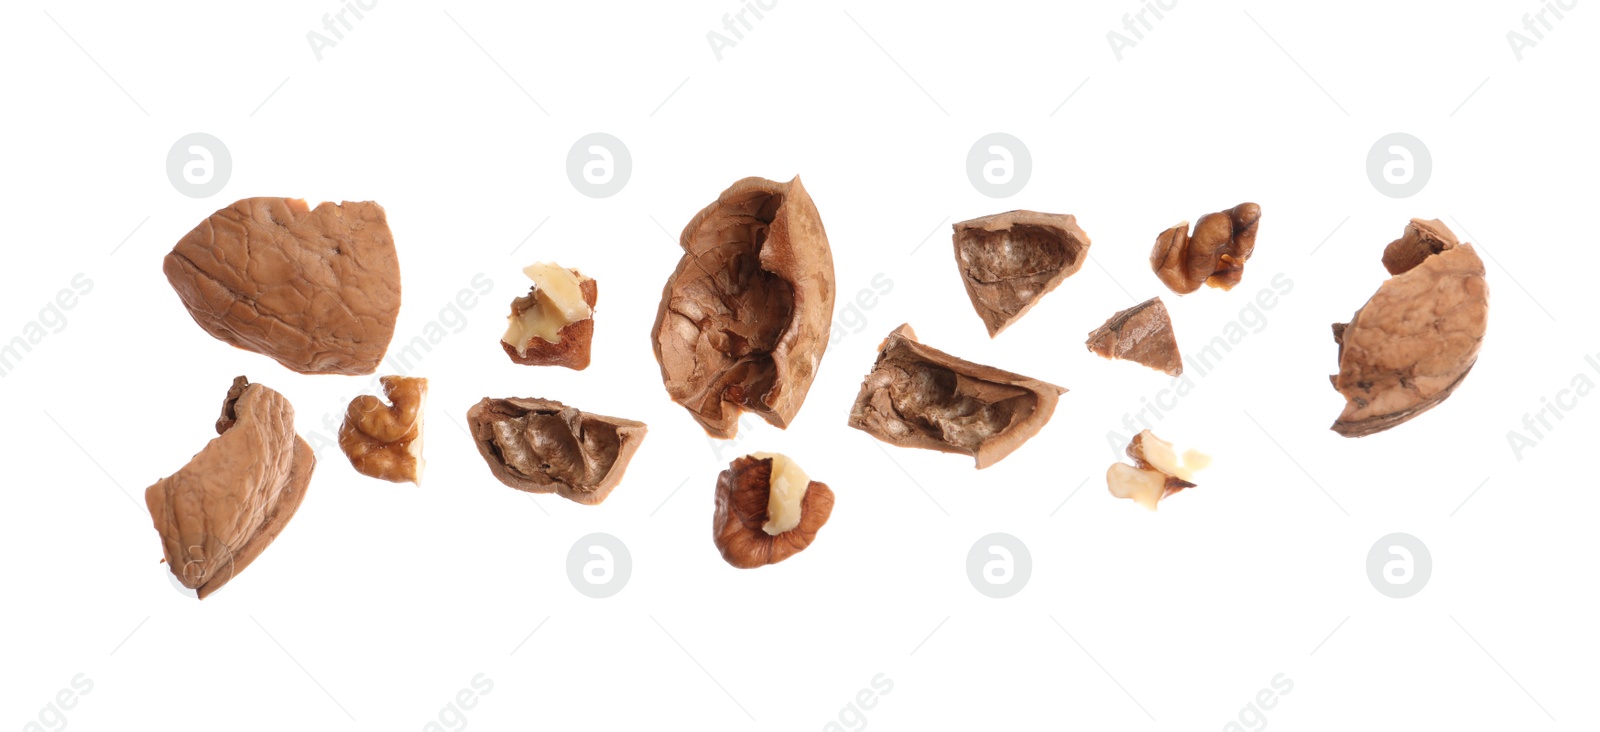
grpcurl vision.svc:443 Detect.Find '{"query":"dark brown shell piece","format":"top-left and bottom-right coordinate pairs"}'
top-left (1086, 296), bottom-right (1182, 376)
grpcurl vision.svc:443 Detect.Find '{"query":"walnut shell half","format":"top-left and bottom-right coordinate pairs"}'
top-left (952, 210), bottom-right (1091, 337)
top-left (465, 397), bottom-right (647, 505)
top-left (338, 375), bottom-right (426, 484)
top-left (145, 376), bottom-right (315, 599)
top-left (847, 324), bottom-right (1066, 468)
top-left (1331, 219), bottom-right (1489, 437)
top-left (1150, 203), bottom-right (1261, 294)
top-left (164, 197), bottom-right (402, 375)
top-left (652, 176), bottom-right (836, 439)
top-left (712, 455), bottom-right (834, 569)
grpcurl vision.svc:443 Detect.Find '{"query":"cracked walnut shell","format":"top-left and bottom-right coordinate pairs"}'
top-left (164, 197), bottom-right (402, 375)
top-left (338, 375), bottom-right (426, 485)
top-left (145, 376), bottom-right (315, 599)
top-left (847, 324), bottom-right (1065, 468)
top-left (1150, 203), bottom-right (1261, 294)
top-left (466, 397), bottom-right (647, 505)
top-left (1331, 219), bottom-right (1488, 437)
top-left (1086, 296), bottom-right (1182, 376)
top-left (952, 210), bottom-right (1091, 337)
top-left (652, 176), bottom-right (835, 439)
top-left (712, 454), bottom-right (834, 569)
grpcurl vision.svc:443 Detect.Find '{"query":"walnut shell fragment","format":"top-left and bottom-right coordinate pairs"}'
top-left (1150, 203), bottom-right (1261, 294)
top-left (338, 375), bottom-right (426, 485)
top-left (847, 324), bottom-right (1065, 468)
top-left (145, 376), bottom-right (315, 599)
top-left (712, 454), bottom-right (834, 569)
top-left (1086, 296), bottom-right (1182, 376)
top-left (164, 197), bottom-right (402, 375)
top-left (952, 210), bottom-right (1092, 337)
top-left (652, 176), bottom-right (835, 439)
top-left (465, 397), bottom-right (646, 505)
top-left (1331, 219), bottom-right (1489, 437)
top-left (1106, 429), bottom-right (1205, 511)
top-left (501, 265), bottom-right (596, 370)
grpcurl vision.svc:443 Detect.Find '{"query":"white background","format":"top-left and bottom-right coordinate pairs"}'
top-left (1, 1), bottom-right (1596, 730)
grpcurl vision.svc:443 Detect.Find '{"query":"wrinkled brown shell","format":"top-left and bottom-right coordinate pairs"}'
top-left (164, 197), bottom-right (402, 375)
top-left (1150, 203), bottom-right (1261, 294)
top-left (1331, 219), bottom-right (1489, 437)
top-left (952, 210), bottom-right (1092, 337)
top-left (502, 273), bottom-right (597, 370)
top-left (338, 375), bottom-right (426, 484)
top-left (847, 324), bottom-right (1066, 469)
top-left (1086, 296), bottom-right (1182, 376)
top-left (465, 397), bottom-right (647, 505)
top-left (712, 455), bottom-right (835, 569)
top-left (652, 176), bottom-right (835, 439)
top-left (145, 376), bottom-right (315, 599)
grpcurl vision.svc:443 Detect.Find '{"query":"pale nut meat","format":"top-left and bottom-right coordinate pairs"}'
top-left (465, 397), bottom-right (647, 505)
top-left (501, 263), bottom-right (597, 370)
top-left (145, 376), bottom-right (315, 599)
top-left (1331, 218), bottom-right (1489, 437)
top-left (1106, 429), bottom-right (1205, 511)
top-left (1149, 203), bottom-right (1261, 294)
top-left (652, 176), bottom-right (836, 439)
top-left (163, 197), bottom-right (402, 375)
top-left (712, 453), bottom-right (834, 569)
top-left (951, 211), bottom-right (1092, 337)
top-left (338, 375), bottom-right (426, 485)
